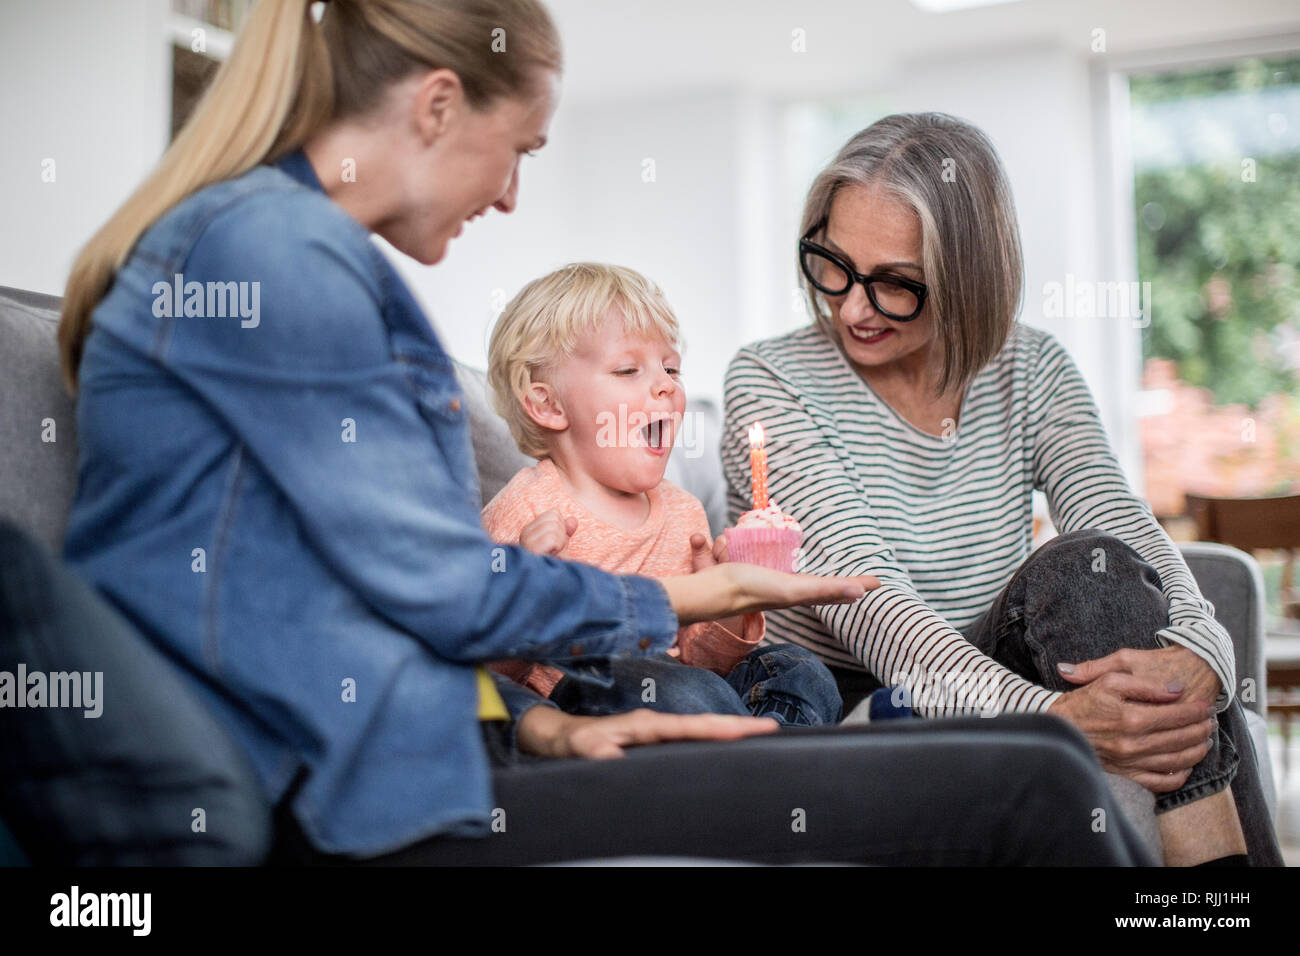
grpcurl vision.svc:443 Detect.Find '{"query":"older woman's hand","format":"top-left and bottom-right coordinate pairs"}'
top-left (516, 706), bottom-right (780, 759)
top-left (1046, 651), bottom-right (1217, 792)
top-left (660, 563), bottom-right (878, 624)
top-left (1057, 644), bottom-right (1222, 709)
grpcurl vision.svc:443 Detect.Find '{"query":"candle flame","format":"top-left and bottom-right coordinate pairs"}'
top-left (748, 421), bottom-right (765, 447)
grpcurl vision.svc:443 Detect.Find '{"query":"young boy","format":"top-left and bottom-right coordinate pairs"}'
top-left (482, 262), bottom-right (842, 726)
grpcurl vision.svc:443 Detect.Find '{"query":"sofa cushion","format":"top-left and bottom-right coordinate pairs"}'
top-left (0, 520), bottom-right (271, 864)
top-left (453, 360), bottom-right (533, 507)
top-left (0, 286), bottom-right (80, 554)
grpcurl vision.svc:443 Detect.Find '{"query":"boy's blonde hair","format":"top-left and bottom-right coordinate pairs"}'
top-left (488, 262), bottom-right (682, 459)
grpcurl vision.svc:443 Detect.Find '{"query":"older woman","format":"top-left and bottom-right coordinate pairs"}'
top-left (722, 112), bottom-right (1281, 866)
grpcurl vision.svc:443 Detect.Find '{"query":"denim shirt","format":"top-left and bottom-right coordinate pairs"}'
top-left (63, 150), bottom-right (678, 857)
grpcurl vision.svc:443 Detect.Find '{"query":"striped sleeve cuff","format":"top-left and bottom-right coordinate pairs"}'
top-left (1155, 620), bottom-right (1236, 711)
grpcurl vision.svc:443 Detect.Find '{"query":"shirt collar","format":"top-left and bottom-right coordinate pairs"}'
top-left (275, 148), bottom-right (325, 194)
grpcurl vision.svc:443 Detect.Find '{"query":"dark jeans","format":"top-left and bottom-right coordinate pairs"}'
top-left (834, 529), bottom-right (1282, 866)
top-left (550, 644), bottom-right (843, 727)
top-left (271, 714), bottom-right (1158, 866)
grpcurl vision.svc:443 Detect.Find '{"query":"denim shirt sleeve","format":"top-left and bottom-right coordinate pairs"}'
top-left (157, 193), bottom-right (678, 664)
top-left (492, 672), bottom-right (555, 718)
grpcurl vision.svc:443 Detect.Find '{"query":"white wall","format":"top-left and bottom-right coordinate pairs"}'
top-left (0, 0), bottom-right (171, 296)
top-left (5, 0), bottom-right (1298, 493)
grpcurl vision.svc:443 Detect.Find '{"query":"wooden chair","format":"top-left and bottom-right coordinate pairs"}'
top-left (1185, 493), bottom-right (1300, 767)
top-left (1184, 494), bottom-right (1300, 617)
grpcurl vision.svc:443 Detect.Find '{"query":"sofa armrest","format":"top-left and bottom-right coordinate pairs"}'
top-left (1177, 541), bottom-right (1267, 717)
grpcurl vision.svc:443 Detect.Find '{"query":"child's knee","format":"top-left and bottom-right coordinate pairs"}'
top-left (643, 663), bottom-right (748, 715)
top-left (759, 646), bottom-right (838, 690)
top-left (732, 645), bottom-right (842, 725)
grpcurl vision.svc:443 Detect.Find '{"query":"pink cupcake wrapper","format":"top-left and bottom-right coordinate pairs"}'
top-left (725, 527), bottom-right (803, 573)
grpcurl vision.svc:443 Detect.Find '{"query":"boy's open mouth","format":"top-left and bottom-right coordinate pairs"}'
top-left (640, 416), bottom-right (673, 454)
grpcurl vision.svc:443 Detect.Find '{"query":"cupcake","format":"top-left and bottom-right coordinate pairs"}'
top-left (724, 502), bottom-right (803, 572)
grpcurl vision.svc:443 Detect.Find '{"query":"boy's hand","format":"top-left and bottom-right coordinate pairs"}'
top-left (688, 532), bottom-right (728, 571)
top-left (519, 510), bottom-right (578, 556)
top-left (688, 532), bottom-right (746, 638)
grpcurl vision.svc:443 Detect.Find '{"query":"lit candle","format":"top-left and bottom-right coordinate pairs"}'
top-left (749, 421), bottom-right (769, 510)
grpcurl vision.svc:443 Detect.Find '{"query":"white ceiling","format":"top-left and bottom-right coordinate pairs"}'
top-left (544, 0), bottom-right (1300, 103)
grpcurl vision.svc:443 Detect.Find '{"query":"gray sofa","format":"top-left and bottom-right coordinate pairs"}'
top-left (0, 284), bottom-right (1277, 859)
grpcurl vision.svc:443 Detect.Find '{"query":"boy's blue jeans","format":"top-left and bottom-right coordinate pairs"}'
top-left (548, 643), bottom-right (842, 726)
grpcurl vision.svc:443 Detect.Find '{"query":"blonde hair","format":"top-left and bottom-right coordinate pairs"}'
top-left (799, 112), bottom-right (1024, 399)
top-left (58, 0), bottom-right (562, 392)
top-left (487, 262), bottom-right (682, 459)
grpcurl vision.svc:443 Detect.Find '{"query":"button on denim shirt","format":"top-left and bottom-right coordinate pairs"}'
top-left (63, 151), bottom-right (678, 857)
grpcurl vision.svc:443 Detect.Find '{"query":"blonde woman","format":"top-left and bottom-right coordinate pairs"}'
top-left (722, 112), bottom-right (1281, 866)
top-left (56, 1), bottom-right (1153, 865)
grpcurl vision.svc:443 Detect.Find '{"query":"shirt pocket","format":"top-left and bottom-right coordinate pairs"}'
top-left (395, 347), bottom-right (481, 509)
top-left (400, 355), bottom-right (464, 423)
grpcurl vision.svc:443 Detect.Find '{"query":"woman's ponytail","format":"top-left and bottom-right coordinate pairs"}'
top-left (58, 0), bottom-right (333, 392)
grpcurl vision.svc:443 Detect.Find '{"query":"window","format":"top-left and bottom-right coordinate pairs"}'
top-left (1127, 53), bottom-right (1300, 626)
top-left (1130, 55), bottom-right (1300, 521)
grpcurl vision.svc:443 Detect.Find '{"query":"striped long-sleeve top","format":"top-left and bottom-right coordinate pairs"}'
top-left (721, 321), bottom-right (1235, 718)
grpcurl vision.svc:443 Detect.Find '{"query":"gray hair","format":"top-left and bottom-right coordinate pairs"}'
top-left (799, 112), bottom-right (1024, 397)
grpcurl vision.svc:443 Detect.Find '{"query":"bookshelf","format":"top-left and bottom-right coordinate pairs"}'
top-left (167, 1), bottom-right (251, 138)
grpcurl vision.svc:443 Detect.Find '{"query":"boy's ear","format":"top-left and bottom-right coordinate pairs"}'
top-left (521, 382), bottom-right (568, 433)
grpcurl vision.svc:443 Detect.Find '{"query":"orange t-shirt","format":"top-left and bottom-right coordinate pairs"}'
top-left (482, 458), bottom-right (765, 697)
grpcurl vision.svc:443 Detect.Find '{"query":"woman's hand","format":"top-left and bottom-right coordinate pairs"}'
top-left (515, 705), bottom-right (779, 759)
top-left (518, 509), bottom-right (578, 556)
top-left (1058, 645), bottom-right (1222, 709)
top-left (660, 561), bottom-right (877, 625)
top-left (1046, 662), bottom-right (1216, 792)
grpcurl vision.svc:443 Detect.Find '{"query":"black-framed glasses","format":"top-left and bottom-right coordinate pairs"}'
top-left (799, 218), bottom-right (929, 321)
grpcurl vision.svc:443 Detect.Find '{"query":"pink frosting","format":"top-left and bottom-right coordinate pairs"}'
top-left (734, 503), bottom-right (802, 533)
